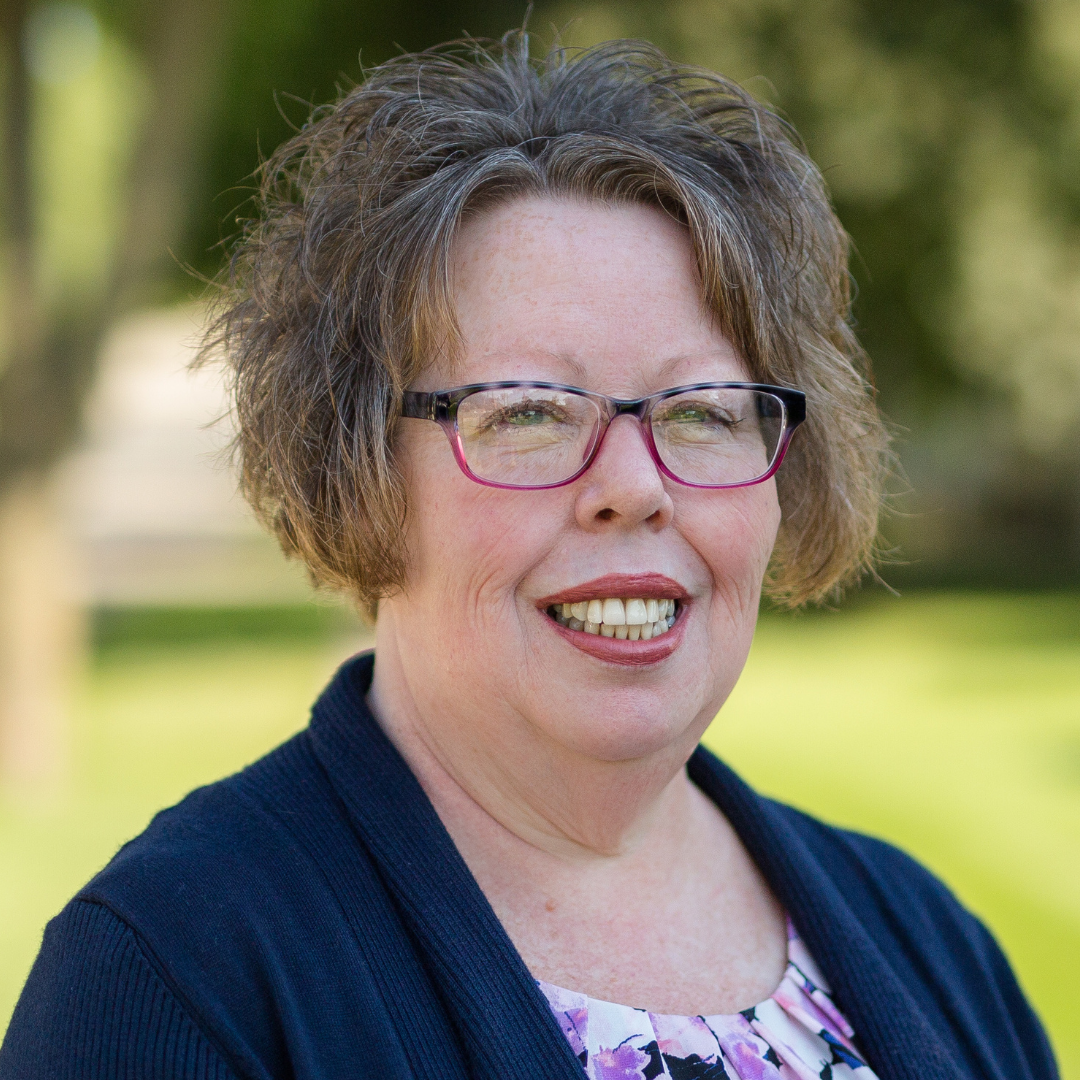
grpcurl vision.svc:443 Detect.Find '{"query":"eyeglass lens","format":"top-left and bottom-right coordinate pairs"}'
top-left (454, 386), bottom-right (786, 488)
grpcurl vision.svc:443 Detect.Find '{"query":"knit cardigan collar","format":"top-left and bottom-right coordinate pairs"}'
top-left (308, 653), bottom-right (971, 1080)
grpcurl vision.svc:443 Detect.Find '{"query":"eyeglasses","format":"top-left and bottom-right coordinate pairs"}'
top-left (401, 380), bottom-right (806, 490)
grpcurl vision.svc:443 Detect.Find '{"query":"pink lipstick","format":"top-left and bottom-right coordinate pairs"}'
top-left (535, 573), bottom-right (689, 608)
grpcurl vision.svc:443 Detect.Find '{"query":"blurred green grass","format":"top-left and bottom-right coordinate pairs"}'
top-left (1, 593), bottom-right (1077, 1076)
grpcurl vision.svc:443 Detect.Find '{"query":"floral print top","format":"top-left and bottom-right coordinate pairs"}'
top-left (538, 918), bottom-right (879, 1080)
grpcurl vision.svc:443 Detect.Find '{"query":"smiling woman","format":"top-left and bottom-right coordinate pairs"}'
top-left (0, 32), bottom-right (1059, 1080)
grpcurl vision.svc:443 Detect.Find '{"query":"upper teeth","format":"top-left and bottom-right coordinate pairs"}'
top-left (552, 597), bottom-right (678, 638)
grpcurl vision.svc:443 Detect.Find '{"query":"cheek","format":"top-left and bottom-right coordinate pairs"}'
top-left (401, 435), bottom-right (560, 620)
top-left (682, 483), bottom-right (781, 608)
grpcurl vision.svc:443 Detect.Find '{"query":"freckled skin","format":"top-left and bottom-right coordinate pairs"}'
top-left (369, 196), bottom-right (787, 1016)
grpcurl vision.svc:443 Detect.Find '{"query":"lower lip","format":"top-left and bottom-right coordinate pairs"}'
top-left (546, 609), bottom-right (687, 666)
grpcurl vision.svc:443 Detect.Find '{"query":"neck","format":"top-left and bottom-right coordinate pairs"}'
top-left (366, 606), bottom-right (705, 866)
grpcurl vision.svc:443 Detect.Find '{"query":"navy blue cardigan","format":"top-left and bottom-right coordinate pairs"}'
top-left (1, 652), bottom-right (1058, 1080)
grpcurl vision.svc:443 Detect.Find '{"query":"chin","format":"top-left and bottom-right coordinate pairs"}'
top-left (541, 700), bottom-right (700, 763)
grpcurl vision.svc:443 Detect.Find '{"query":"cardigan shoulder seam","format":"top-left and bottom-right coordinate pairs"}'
top-left (84, 734), bottom-right (335, 917)
top-left (68, 897), bottom-right (244, 1078)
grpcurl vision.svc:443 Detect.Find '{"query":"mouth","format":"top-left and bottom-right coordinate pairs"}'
top-left (535, 573), bottom-right (688, 665)
top-left (545, 596), bottom-right (680, 640)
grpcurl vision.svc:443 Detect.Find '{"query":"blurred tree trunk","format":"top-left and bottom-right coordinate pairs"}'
top-left (0, 0), bottom-right (71, 798)
top-left (0, 477), bottom-right (84, 798)
top-left (0, 0), bottom-right (225, 797)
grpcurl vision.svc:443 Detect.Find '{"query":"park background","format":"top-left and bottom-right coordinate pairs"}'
top-left (1, 0), bottom-right (1079, 1073)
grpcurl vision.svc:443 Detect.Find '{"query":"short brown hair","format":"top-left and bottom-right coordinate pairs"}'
top-left (203, 33), bottom-right (889, 612)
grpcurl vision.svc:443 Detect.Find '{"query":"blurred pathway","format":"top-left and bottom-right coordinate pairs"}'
top-left (59, 306), bottom-right (315, 605)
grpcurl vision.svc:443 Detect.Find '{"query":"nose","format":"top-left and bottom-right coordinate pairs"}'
top-left (573, 415), bottom-right (674, 531)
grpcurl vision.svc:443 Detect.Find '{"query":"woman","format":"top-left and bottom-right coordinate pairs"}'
top-left (1, 36), bottom-right (1057, 1080)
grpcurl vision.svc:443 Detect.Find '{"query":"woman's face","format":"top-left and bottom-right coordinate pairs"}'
top-left (383, 196), bottom-right (781, 766)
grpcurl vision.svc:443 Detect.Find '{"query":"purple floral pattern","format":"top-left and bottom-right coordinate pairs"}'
top-left (538, 919), bottom-right (878, 1080)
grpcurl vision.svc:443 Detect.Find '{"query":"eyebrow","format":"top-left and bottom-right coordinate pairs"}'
top-left (480, 351), bottom-right (591, 384)
top-left (654, 353), bottom-right (719, 382)
top-left (523, 352), bottom-right (585, 383)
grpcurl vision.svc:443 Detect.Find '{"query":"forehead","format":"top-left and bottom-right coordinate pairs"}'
top-left (441, 195), bottom-right (746, 393)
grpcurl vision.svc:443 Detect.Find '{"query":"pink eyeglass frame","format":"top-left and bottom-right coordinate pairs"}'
top-left (401, 380), bottom-right (807, 491)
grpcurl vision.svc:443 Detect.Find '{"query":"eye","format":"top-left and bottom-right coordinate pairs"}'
top-left (504, 405), bottom-right (558, 425)
top-left (658, 401), bottom-right (740, 428)
top-left (483, 399), bottom-right (572, 430)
